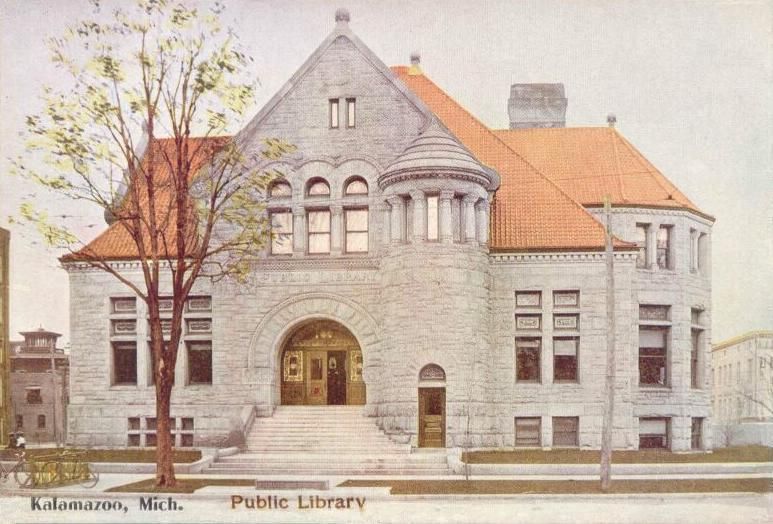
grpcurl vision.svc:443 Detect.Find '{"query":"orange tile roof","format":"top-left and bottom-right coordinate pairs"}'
top-left (494, 127), bottom-right (709, 218)
top-left (392, 66), bottom-right (630, 252)
top-left (61, 136), bottom-right (229, 262)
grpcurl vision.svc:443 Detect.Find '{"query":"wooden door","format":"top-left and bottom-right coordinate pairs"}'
top-left (327, 351), bottom-right (347, 405)
top-left (418, 387), bottom-right (445, 448)
top-left (306, 350), bottom-right (327, 405)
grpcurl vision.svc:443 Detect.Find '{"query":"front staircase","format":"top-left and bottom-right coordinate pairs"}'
top-left (204, 405), bottom-right (449, 476)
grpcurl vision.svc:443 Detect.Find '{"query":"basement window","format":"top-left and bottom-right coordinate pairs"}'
top-left (639, 417), bottom-right (669, 449)
top-left (514, 417), bottom-right (541, 447)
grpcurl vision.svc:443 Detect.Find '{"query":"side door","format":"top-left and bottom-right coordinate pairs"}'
top-left (305, 350), bottom-right (327, 405)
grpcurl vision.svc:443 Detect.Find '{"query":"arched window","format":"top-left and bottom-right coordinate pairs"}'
top-left (307, 179), bottom-right (330, 197)
top-left (269, 181), bottom-right (292, 198)
top-left (344, 178), bottom-right (368, 196)
top-left (419, 364), bottom-right (446, 381)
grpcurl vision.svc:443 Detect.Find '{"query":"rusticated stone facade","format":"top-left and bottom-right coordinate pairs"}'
top-left (64, 10), bottom-right (713, 453)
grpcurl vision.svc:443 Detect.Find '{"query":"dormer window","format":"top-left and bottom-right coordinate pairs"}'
top-left (329, 99), bottom-right (339, 128)
top-left (307, 179), bottom-right (330, 197)
top-left (344, 178), bottom-right (368, 196)
top-left (269, 181), bottom-right (292, 198)
top-left (346, 98), bottom-right (356, 128)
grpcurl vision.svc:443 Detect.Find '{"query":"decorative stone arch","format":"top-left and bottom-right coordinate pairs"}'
top-left (419, 363), bottom-right (446, 383)
top-left (247, 292), bottom-right (381, 407)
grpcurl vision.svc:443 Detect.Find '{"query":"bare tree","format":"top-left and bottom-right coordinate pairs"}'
top-left (10, 0), bottom-right (292, 487)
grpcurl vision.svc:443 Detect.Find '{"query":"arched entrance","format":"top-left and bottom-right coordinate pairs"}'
top-left (418, 364), bottom-right (446, 448)
top-left (280, 320), bottom-right (365, 405)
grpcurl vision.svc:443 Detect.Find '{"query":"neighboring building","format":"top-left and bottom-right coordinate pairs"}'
top-left (711, 331), bottom-right (773, 446)
top-left (62, 10), bottom-right (713, 453)
top-left (10, 328), bottom-right (69, 444)
top-left (0, 227), bottom-right (9, 447)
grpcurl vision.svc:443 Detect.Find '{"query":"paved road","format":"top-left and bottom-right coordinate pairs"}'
top-left (1, 491), bottom-right (771, 524)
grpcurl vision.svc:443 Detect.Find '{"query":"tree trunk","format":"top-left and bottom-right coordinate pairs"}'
top-left (600, 200), bottom-right (616, 492)
top-left (155, 381), bottom-right (176, 487)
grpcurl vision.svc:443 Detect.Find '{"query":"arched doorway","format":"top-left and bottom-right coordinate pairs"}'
top-left (280, 320), bottom-right (365, 405)
top-left (418, 364), bottom-right (446, 448)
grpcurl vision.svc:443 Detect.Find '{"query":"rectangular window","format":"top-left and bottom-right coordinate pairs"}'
top-left (639, 327), bottom-right (668, 386)
top-left (514, 417), bottom-right (541, 447)
top-left (639, 417), bottom-right (669, 449)
top-left (329, 99), bottom-right (339, 128)
top-left (515, 291), bottom-right (541, 308)
top-left (113, 341), bottom-right (138, 385)
top-left (345, 209), bottom-right (369, 253)
top-left (145, 433), bottom-right (157, 447)
top-left (346, 98), bottom-right (356, 127)
top-left (553, 337), bottom-right (578, 381)
top-left (187, 341), bottom-right (212, 385)
top-left (657, 225), bottom-right (672, 269)
top-left (691, 328), bottom-right (702, 389)
top-left (697, 233), bottom-right (708, 273)
top-left (37, 414), bottom-right (46, 429)
top-left (127, 434), bottom-right (140, 447)
top-left (635, 224), bottom-right (649, 268)
top-left (270, 211), bottom-right (293, 255)
top-left (26, 388), bottom-right (42, 404)
top-left (552, 417), bottom-right (579, 447)
top-left (128, 417), bottom-right (141, 431)
top-left (307, 210), bottom-right (331, 254)
top-left (515, 338), bottom-right (541, 382)
top-left (15, 415), bottom-right (23, 429)
top-left (426, 195), bottom-right (439, 241)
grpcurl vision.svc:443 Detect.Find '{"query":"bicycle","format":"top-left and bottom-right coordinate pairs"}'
top-left (50, 450), bottom-right (99, 488)
top-left (0, 451), bottom-right (33, 487)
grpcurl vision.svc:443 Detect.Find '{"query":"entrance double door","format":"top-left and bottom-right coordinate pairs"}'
top-left (306, 350), bottom-right (347, 405)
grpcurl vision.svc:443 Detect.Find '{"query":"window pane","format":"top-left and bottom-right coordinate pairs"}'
top-left (515, 417), bottom-right (541, 446)
top-left (113, 342), bottom-right (137, 385)
top-left (554, 338), bottom-right (577, 356)
top-left (426, 196), bottom-right (439, 240)
top-left (329, 100), bottom-right (339, 128)
top-left (308, 211), bottom-right (331, 232)
top-left (516, 338), bottom-right (541, 381)
top-left (639, 327), bottom-right (666, 348)
top-left (271, 212), bottom-right (293, 254)
top-left (269, 181), bottom-right (292, 198)
top-left (308, 233), bottom-right (330, 254)
top-left (635, 224), bottom-right (648, 268)
top-left (346, 232), bottom-right (368, 253)
top-left (657, 226), bottom-right (671, 269)
top-left (345, 179), bottom-right (368, 195)
top-left (188, 342), bottom-right (212, 384)
top-left (308, 181), bottom-right (330, 196)
top-left (345, 209), bottom-right (368, 230)
top-left (346, 98), bottom-right (356, 127)
top-left (552, 417), bottom-right (578, 446)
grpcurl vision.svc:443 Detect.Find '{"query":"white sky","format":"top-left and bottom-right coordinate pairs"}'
top-left (0, 0), bottom-right (771, 345)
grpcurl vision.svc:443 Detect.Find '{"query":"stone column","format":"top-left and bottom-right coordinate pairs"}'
top-left (292, 207), bottom-right (306, 254)
top-left (475, 198), bottom-right (489, 246)
top-left (462, 194), bottom-right (477, 244)
top-left (379, 202), bottom-right (391, 250)
top-left (646, 224), bottom-right (657, 269)
top-left (387, 196), bottom-right (404, 244)
top-left (409, 190), bottom-right (426, 243)
top-left (439, 190), bottom-right (454, 244)
top-left (330, 204), bottom-right (343, 255)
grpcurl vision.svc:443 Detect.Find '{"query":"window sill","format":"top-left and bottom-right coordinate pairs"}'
top-left (552, 380), bottom-right (579, 385)
top-left (515, 380), bottom-right (542, 385)
top-left (110, 384), bottom-right (140, 389)
top-left (639, 384), bottom-right (671, 390)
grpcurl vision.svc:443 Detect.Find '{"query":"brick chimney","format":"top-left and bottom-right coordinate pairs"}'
top-left (508, 84), bottom-right (567, 129)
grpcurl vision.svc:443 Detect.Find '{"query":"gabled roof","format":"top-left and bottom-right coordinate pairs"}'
top-left (61, 136), bottom-right (229, 262)
top-left (392, 66), bottom-right (627, 252)
top-left (494, 127), bottom-right (711, 219)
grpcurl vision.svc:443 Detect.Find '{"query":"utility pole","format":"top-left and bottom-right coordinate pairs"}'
top-left (600, 197), bottom-right (616, 491)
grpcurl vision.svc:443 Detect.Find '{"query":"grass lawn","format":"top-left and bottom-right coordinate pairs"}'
top-left (339, 478), bottom-right (773, 495)
top-left (107, 478), bottom-right (256, 494)
top-left (0, 448), bottom-right (201, 463)
top-left (463, 445), bottom-right (773, 464)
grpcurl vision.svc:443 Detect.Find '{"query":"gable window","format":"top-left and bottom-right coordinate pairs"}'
top-left (329, 99), bottom-right (339, 128)
top-left (515, 338), bottom-right (541, 382)
top-left (187, 341), bottom-right (212, 385)
top-left (553, 337), bottom-right (578, 382)
top-left (345, 209), bottom-right (368, 253)
top-left (307, 210), bottom-right (331, 254)
top-left (270, 211), bottom-right (293, 255)
top-left (635, 224), bottom-right (649, 268)
top-left (657, 225), bottom-right (672, 269)
top-left (307, 179), bottom-right (330, 197)
top-left (426, 195), bottom-right (439, 241)
top-left (552, 417), bottom-right (579, 447)
top-left (113, 341), bottom-right (138, 385)
top-left (346, 98), bottom-right (356, 128)
top-left (514, 417), bottom-right (541, 447)
top-left (269, 181), bottom-right (292, 198)
top-left (639, 417), bottom-right (669, 449)
top-left (26, 387), bottom-right (42, 404)
top-left (344, 178), bottom-right (368, 196)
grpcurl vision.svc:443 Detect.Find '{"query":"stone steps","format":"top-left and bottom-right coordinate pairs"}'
top-left (203, 406), bottom-right (449, 476)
